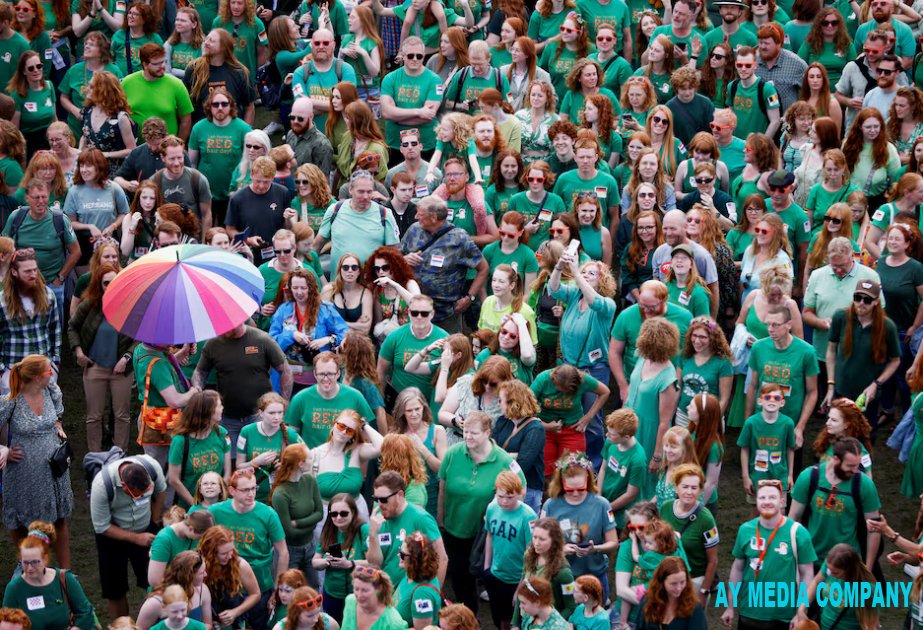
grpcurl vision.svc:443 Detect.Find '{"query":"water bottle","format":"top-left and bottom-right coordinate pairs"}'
top-left (856, 393), bottom-right (868, 412)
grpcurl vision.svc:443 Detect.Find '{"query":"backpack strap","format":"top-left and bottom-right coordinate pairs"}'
top-left (59, 569), bottom-right (75, 626)
top-left (180, 434), bottom-right (190, 482)
top-left (756, 78), bottom-right (767, 118)
top-left (453, 66), bottom-right (471, 108)
top-left (798, 464), bottom-right (821, 527)
top-left (501, 416), bottom-right (538, 450)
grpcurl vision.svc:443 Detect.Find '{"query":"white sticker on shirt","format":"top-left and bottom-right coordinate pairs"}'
top-left (861, 453), bottom-right (872, 469)
top-left (446, 208), bottom-right (454, 221)
top-left (678, 291), bottom-right (690, 305)
top-left (236, 435), bottom-right (247, 450)
top-left (754, 449), bottom-right (769, 472)
top-left (588, 348), bottom-right (602, 362)
top-left (430, 255), bottom-right (445, 268)
top-left (435, 83), bottom-right (446, 96)
top-left (509, 460), bottom-right (521, 473)
top-left (593, 186), bottom-right (607, 201)
top-left (872, 209), bottom-right (885, 222)
top-left (769, 451), bottom-right (782, 465)
top-left (24, 102), bottom-right (37, 112)
top-left (704, 526), bottom-right (719, 546)
top-left (561, 582), bottom-right (575, 595)
top-left (803, 220), bottom-right (811, 233)
top-left (415, 185), bottom-right (429, 198)
top-left (560, 518), bottom-right (572, 531)
top-left (378, 532), bottom-right (392, 545)
top-left (415, 599), bottom-right (434, 614)
top-left (26, 596), bottom-right (44, 611)
top-left (607, 455), bottom-right (620, 472)
top-left (292, 83), bottom-right (304, 97)
top-left (538, 209), bottom-right (553, 222)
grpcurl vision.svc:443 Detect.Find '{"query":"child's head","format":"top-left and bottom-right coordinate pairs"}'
top-left (494, 471), bottom-right (523, 511)
top-left (108, 617), bottom-right (138, 630)
top-left (162, 505), bottom-right (186, 527)
top-left (574, 575), bottom-right (603, 606)
top-left (258, 392), bottom-right (287, 427)
top-left (605, 409), bottom-right (638, 444)
top-left (162, 584), bottom-right (189, 625)
top-left (194, 471), bottom-right (228, 504)
top-left (276, 569), bottom-right (308, 606)
top-left (641, 520), bottom-right (677, 554)
top-left (758, 383), bottom-right (785, 413)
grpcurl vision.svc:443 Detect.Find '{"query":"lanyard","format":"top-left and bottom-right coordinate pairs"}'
top-left (754, 516), bottom-right (785, 577)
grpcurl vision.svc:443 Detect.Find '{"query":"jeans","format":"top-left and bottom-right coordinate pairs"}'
top-left (287, 540), bottom-right (319, 588)
top-left (581, 361), bottom-right (610, 470)
top-left (222, 414), bottom-right (258, 460)
top-left (49, 282), bottom-right (65, 328)
top-left (524, 488), bottom-right (543, 515)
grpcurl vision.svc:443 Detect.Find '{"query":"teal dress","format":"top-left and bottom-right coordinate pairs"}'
top-left (625, 361), bottom-right (678, 497)
top-left (578, 224), bottom-right (605, 261)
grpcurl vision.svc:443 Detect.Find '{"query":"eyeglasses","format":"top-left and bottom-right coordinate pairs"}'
top-left (289, 115), bottom-right (306, 122)
top-left (694, 177), bottom-right (714, 184)
top-left (329, 510), bottom-right (351, 518)
top-left (334, 421), bottom-right (356, 436)
top-left (499, 328), bottom-right (519, 340)
top-left (637, 192), bottom-right (656, 199)
top-left (341, 264), bottom-right (360, 272)
top-left (637, 224), bottom-right (656, 231)
top-left (761, 393), bottom-right (783, 402)
top-left (372, 489), bottom-right (400, 503)
top-left (735, 62), bottom-right (754, 69)
top-left (444, 172), bottom-right (465, 179)
top-left (373, 264), bottom-right (390, 273)
top-left (398, 550), bottom-right (410, 560)
top-left (26, 63), bottom-right (42, 71)
top-left (559, 26), bottom-right (577, 33)
top-left (596, 35), bottom-right (614, 42)
top-left (651, 115), bottom-right (668, 125)
top-left (878, 68), bottom-right (896, 75)
top-left (754, 227), bottom-right (771, 235)
top-left (853, 294), bottom-right (876, 304)
top-left (211, 101), bottom-right (230, 108)
top-left (752, 0), bottom-right (769, 5)
top-left (274, 247), bottom-right (293, 254)
top-left (527, 176), bottom-right (545, 183)
top-left (686, 217), bottom-right (701, 224)
top-left (401, 141), bottom-right (420, 147)
top-left (745, 206), bottom-right (763, 213)
top-left (295, 179), bottom-right (310, 186)
top-left (823, 215), bottom-right (842, 225)
top-left (21, 559), bottom-right (42, 567)
top-left (563, 483), bottom-right (588, 493)
top-left (404, 52), bottom-right (425, 60)
top-left (409, 309), bottom-right (431, 317)
top-left (313, 39), bottom-right (332, 46)
top-left (295, 594), bottom-right (324, 610)
top-left (499, 230), bottom-right (519, 239)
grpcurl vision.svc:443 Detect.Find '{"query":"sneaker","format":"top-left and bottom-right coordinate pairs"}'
top-left (263, 121), bottom-right (284, 135)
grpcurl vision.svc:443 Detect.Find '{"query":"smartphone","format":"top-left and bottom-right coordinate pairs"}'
top-left (576, 541), bottom-right (593, 548)
top-left (675, 41), bottom-right (687, 53)
top-left (329, 543), bottom-right (343, 558)
top-left (232, 226), bottom-right (252, 245)
top-left (566, 239), bottom-right (581, 257)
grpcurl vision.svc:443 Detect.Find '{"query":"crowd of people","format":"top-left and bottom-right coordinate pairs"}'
top-left (1, 0), bottom-right (923, 628)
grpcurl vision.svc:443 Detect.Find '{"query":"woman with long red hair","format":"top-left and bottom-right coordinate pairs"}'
top-left (634, 556), bottom-right (706, 629)
top-left (334, 101), bottom-right (387, 184)
top-left (324, 82), bottom-right (359, 153)
top-left (843, 108), bottom-right (901, 210)
top-left (363, 245), bottom-right (421, 339)
top-left (538, 10), bottom-right (589, 100)
top-left (490, 16), bottom-right (525, 67)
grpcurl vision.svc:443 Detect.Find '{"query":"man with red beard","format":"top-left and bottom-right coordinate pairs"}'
top-left (607, 279), bottom-right (692, 402)
top-left (722, 479), bottom-right (817, 629)
top-left (432, 158), bottom-right (499, 248)
top-left (471, 115), bottom-right (506, 186)
top-left (861, 53), bottom-right (901, 119)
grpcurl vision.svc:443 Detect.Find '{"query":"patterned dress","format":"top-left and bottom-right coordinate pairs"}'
top-left (0, 385), bottom-right (73, 529)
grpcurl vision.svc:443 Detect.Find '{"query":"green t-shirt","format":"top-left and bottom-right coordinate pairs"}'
top-left (208, 498), bottom-right (286, 592)
top-left (188, 117), bottom-right (252, 202)
top-left (0, 156), bottom-right (23, 190)
top-left (876, 256), bottom-right (923, 330)
top-left (375, 502), bottom-right (442, 587)
top-left (439, 442), bottom-right (525, 538)
top-left (818, 561), bottom-right (864, 630)
top-left (599, 439), bottom-right (646, 528)
top-left (577, 0), bottom-right (630, 42)
top-left (675, 354), bottom-right (733, 426)
top-left (748, 336), bottom-right (819, 424)
top-left (395, 577), bottom-right (442, 625)
top-left (527, 7), bottom-right (569, 43)
top-left (797, 40), bottom-right (855, 88)
top-left (506, 190), bottom-right (567, 252)
top-left (378, 323), bottom-right (449, 401)
top-left (737, 412), bottom-right (796, 487)
top-left (0, 32), bottom-right (29, 91)
top-left (236, 423), bottom-right (303, 502)
top-left (132, 346), bottom-right (185, 409)
top-left (828, 308), bottom-right (901, 401)
top-left (731, 517), bottom-right (817, 620)
top-left (666, 280), bottom-right (710, 317)
top-left (476, 347), bottom-right (533, 385)
top-left (481, 240), bottom-right (539, 284)
top-left (211, 16), bottom-right (267, 82)
top-left (168, 427), bottom-right (231, 507)
top-left (633, 66), bottom-right (674, 103)
top-left (1, 207), bottom-right (78, 280)
top-left (806, 184), bottom-right (856, 235)
top-left (540, 41), bottom-right (593, 101)
top-left (291, 198), bottom-right (327, 234)
top-left (791, 466), bottom-right (880, 559)
top-left (392, 0), bottom-right (441, 48)
top-left (611, 303), bottom-right (693, 378)
top-left (285, 384), bottom-right (375, 448)
top-left (169, 40), bottom-right (201, 73)
top-left (730, 78), bottom-right (781, 140)
top-left (589, 52), bottom-right (633, 97)
top-left (530, 369), bottom-right (600, 425)
top-left (660, 500), bottom-right (719, 578)
top-left (559, 87), bottom-right (619, 124)
top-left (150, 523), bottom-right (200, 563)
top-left (316, 523), bottom-right (369, 598)
top-left (552, 170), bottom-right (620, 224)
top-left (12, 83), bottom-right (56, 133)
top-left (122, 72), bottom-right (194, 136)
top-left (703, 25), bottom-right (757, 54)
top-left (485, 500), bottom-right (536, 583)
top-left (651, 24), bottom-right (707, 56)
top-left (445, 66), bottom-right (511, 111)
top-left (340, 34), bottom-right (381, 91)
top-left (381, 67), bottom-right (442, 151)
top-left (58, 61), bottom-right (124, 136)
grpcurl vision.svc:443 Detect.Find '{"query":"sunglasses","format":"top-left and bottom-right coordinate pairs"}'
top-left (334, 421), bottom-right (356, 436)
top-left (313, 40), bottom-right (332, 46)
top-left (404, 52), bottom-right (425, 60)
top-left (295, 179), bottom-right (310, 185)
top-left (409, 309), bottom-right (431, 317)
top-left (499, 230), bottom-right (519, 239)
top-left (563, 483), bottom-right (588, 493)
top-left (823, 215), bottom-right (842, 224)
top-left (559, 26), bottom-right (577, 33)
top-left (596, 35), bottom-right (614, 42)
top-left (761, 393), bottom-right (783, 402)
top-left (758, 479), bottom-right (784, 489)
top-left (637, 192), bottom-right (656, 199)
top-left (499, 328), bottom-right (519, 339)
top-left (768, 185), bottom-right (789, 192)
top-left (329, 510), bottom-right (351, 519)
top-left (372, 489), bottom-right (400, 503)
top-left (864, 46), bottom-right (884, 54)
top-left (710, 122), bottom-right (732, 131)
top-left (651, 116), bottom-right (668, 125)
top-left (821, 19), bottom-right (839, 26)
top-left (879, 68), bottom-right (897, 75)
top-left (211, 101), bottom-right (230, 108)
top-left (102, 280), bottom-right (112, 287)
top-left (686, 217), bottom-right (701, 224)
top-left (711, 53), bottom-right (727, 60)
top-left (853, 294), bottom-right (876, 304)
top-left (295, 594), bottom-right (324, 610)
top-left (373, 264), bottom-right (390, 272)
top-left (245, 143), bottom-right (264, 150)
top-left (751, 0), bottom-right (768, 5)
top-left (549, 227), bottom-right (567, 235)
top-left (527, 176), bottom-right (545, 183)
top-left (398, 550), bottom-right (410, 560)
top-left (289, 115), bottom-right (306, 122)
top-left (15, 5), bottom-right (33, 11)
top-left (754, 227), bottom-right (771, 235)
top-left (354, 566), bottom-right (381, 577)
top-left (26, 63), bottom-right (42, 71)
top-left (694, 177), bottom-right (714, 184)
top-left (735, 62), bottom-right (754, 69)
top-left (401, 141), bottom-right (420, 147)
top-left (274, 248), bottom-right (293, 254)
top-left (341, 264), bottom-right (360, 272)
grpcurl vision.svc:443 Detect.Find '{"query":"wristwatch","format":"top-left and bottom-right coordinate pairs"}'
top-left (467, 294), bottom-right (476, 302)
top-left (699, 587), bottom-right (710, 595)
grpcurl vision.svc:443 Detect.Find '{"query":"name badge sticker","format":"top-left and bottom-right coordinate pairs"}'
top-left (26, 596), bottom-right (44, 611)
top-left (378, 532), bottom-right (392, 545)
top-left (538, 209), bottom-right (553, 222)
top-left (415, 185), bottom-right (429, 198)
top-left (261, 246), bottom-right (275, 260)
top-left (430, 255), bottom-right (445, 268)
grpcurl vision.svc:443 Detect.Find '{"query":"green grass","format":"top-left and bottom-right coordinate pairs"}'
top-left (2, 349), bottom-right (916, 629)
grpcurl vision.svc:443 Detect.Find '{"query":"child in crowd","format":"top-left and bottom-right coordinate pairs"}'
top-left (738, 382), bottom-right (796, 514)
top-left (597, 409), bottom-right (647, 530)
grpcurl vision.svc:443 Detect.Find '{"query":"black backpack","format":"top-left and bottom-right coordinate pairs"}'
top-left (7, 206), bottom-right (68, 249)
top-left (257, 61), bottom-right (284, 111)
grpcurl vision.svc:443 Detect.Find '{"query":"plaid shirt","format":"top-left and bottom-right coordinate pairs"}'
top-left (756, 49), bottom-right (808, 115)
top-left (0, 287), bottom-right (61, 372)
top-left (381, 0), bottom-right (402, 57)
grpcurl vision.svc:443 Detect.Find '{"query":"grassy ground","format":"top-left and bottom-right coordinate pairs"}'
top-left (0, 348), bottom-right (916, 629)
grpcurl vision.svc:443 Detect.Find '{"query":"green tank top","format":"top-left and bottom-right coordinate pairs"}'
top-left (316, 453), bottom-right (364, 501)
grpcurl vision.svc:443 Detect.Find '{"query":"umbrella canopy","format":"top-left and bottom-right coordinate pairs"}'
top-left (103, 244), bottom-right (265, 345)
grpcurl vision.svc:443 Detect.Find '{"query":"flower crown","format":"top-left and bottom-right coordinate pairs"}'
top-left (555, 451), bottom-right (593, 472)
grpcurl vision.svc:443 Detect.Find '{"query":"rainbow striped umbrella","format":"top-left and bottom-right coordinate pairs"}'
top-left (103, 244), bottom-right (265, 344)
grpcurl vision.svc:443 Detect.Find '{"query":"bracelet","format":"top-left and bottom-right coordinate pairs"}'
top-left (652, 455), bottom-right (663, 462)
top-left (827, 379), bottom-right (835, 385)
top-left (888, 531), bottom-right (900, 543)
top-left (451, 415), bottom-right (460, 429)
top-left (349, 560), bottom-right (356, 570)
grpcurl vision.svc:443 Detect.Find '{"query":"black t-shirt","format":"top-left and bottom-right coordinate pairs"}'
top-left (115, 144), bottom-right (189, 183)
top-left (225, 183), bottom-right (293, 263)
top-left (183, 63), bottom-right (257, 122)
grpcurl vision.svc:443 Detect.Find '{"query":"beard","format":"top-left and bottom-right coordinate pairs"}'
top-left (641, 306), bottom-right (666, 320)
top-left (475, 137), bottom-right (494, 153)
top-left (759, 509), bottom-right (777, 520)
top-left (878, 75), bottom-right (895, 88)
top-left (833, 462), bottom-right (852, 481)
top-left (446, 180), bottom-right (466, 195)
